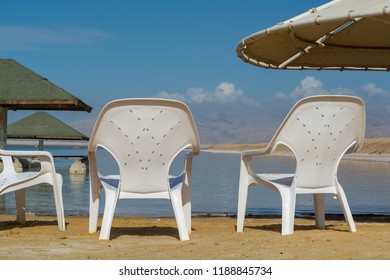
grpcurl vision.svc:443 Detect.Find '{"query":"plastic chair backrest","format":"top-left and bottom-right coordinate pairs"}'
top-left (270, 95), bottom-right (365, 188)
top-left (89, 98), bottom-right (200, 194)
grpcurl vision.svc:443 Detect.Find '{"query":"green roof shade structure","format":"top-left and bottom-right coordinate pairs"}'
top-left (8, 112), bottom-right (89, 140)
top-left (0, 59), bottom-right (92, 111)
top-left (7, 111), bottom-right (89, 143)
top-left (0, 59), bottom-right (92, 149)
top-left (8, 112), bottom-right (88, 150)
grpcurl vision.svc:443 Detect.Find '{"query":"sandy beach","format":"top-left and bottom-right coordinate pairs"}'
top-left (1, 214), bottom-right (390, 260)
top-left (1, 137), bottom-right (390, 260)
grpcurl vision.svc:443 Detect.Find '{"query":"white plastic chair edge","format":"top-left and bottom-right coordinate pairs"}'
top-left (0, 149), bottom-right (65, 231)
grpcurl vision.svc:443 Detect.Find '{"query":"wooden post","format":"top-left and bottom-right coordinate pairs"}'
top-left (0, 107), bottom-right (8, 149)
top-left (38, 139), bottom-right (44, 151)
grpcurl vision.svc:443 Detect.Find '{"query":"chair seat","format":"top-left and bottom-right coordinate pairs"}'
top-left (99, 173), bottom-right (185, 199)
top-left (256, 173), bottom-right (294, 186)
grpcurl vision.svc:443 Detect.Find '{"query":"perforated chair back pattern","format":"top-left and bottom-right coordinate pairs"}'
top-left (89, 99), bottom-right (200, 195)
top-left (270, 95), bottom-right (365, 188)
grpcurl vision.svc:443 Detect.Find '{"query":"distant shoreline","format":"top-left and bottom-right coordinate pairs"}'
top-left (7, 138), bottom-right (390, 163)
top-left (7, 140), bottom-right (88, 147)
top-left (205, 137), bottom-right (390, 163)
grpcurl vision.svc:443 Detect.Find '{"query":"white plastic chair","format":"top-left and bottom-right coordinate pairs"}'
top-left (0, 149), bottom-right (65, 231)
top-left (237, 95), bottom-right (366, 235)
top-left (88, 98), bottom-right (200, 240)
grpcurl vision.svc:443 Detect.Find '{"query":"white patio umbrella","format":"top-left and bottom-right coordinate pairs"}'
top-left (237, 0), bottom-right (390, 71)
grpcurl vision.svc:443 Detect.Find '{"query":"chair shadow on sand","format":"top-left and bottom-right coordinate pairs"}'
top-left (0, 219), bottom-right (62, 231)
top-left (103, 225), bottom-right (191, 240)
top-left (237, 214), bottom-right (390, 234)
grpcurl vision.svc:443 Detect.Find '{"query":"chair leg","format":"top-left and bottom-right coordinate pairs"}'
top-left (170, 186), bottom-right (190, 241)
top-left (181, 179), bottom-right (192, 234)
top-left (313, 193), bottom-right (326, 229)
top-left (183, 158), bottom-right (193, 233)
top-left (53, 174), bottom-right (66, 231)
top-left (89, 178), bottom-right (101, 234)
top-left (15, 189), bottom-right (26, 225)
top-left (280, 188), bottom-right (295, 235)
top-left (236, 161), bottom-right (249, 232)
top-left (337, 185), bottom-right (356, 232)
top-left (99, 187), bottom-right (119, 240)
top-left (237, 187), bottom-right (249, 232)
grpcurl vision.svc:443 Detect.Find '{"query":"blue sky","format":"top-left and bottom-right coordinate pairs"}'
top-left (2, 0), bottom-right (390, 144)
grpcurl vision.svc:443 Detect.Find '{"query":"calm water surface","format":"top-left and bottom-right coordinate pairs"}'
top-left (1, 146), bottom-right (390, 217)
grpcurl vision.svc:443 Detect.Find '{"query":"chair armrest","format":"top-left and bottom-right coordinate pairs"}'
top-left (167, 150), bottom-right (196, 190)
top-left (174, 149), bottom-right (197, 177)
top-left (184, 150), bottom-right (195, 159)
top-left (241, 147), bottom-right (271, 158)
top-left (240, 146), bottom-right (274, 180)
top-left (0, 149), bottom-right (57, 175)
top-left (0, 149), bottom-right (54, 159)
top-left (344, 142), bottom-right (358, 154)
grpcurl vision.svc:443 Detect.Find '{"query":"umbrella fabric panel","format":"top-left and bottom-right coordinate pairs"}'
top-left (237, 0), bottom-right (390, 70)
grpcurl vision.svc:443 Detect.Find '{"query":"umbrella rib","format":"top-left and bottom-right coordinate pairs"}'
top-left (278, 18), bottom-right (390, 69)
top-left (315, 20), bottom-right (357, 47)
top-left (278, 46), bottom-right (314, 69)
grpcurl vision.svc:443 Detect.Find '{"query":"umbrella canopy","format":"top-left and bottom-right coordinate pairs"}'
top-left (236, 0), bottom-right (390, 71)
top-left (0, 59), bottom-right (92, 148)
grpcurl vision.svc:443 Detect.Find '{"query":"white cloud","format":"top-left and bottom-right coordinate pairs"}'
top-left (361, 83), bottom-right (390, 97)
top-left (213, 82), bottom-right (244, 103)
top-left (286, 77), bottom-right (390, 102)
top-left (0, 25), bottom-right (111, 50)
top-left (187, 87), bottom-right (208, 103)
top-left (289, 76), bottom-right (327, 99)
top-left (278, 76), bottom-right (369, 101)
top-left (156, 82), bottom-right (256, 105)
top-left (156, 91), bottom-right (186, 102)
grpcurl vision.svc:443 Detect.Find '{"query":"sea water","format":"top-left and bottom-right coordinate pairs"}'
top-left (1, 145), bottom-right (390, 217)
